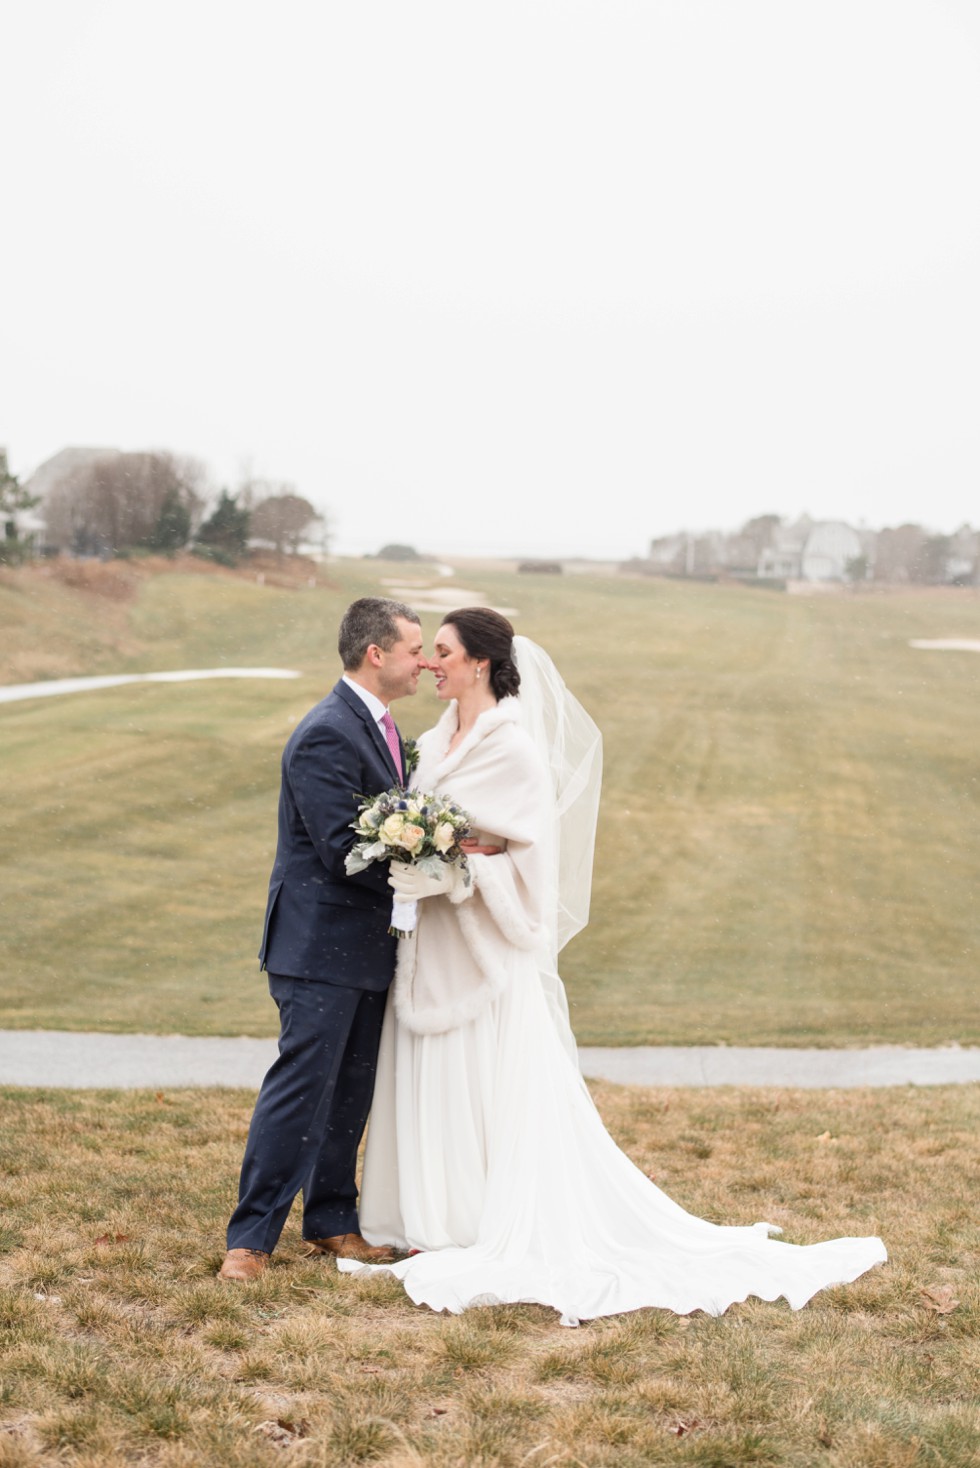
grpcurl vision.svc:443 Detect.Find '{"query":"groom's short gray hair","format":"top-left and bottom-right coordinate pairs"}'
top-left (338, 597), bottom-right (420, 670)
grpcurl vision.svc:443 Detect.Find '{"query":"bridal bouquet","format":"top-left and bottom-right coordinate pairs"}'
top-left (345, 787), bottom-right (472, 936)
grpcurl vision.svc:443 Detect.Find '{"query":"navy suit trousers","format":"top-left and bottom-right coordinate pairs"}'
top-left (227, 975), bottom-right (388, 1253)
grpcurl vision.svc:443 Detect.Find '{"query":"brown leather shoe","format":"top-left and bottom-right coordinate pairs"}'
top-left (218, 1247), bottom-right (270, 1282)
top-left (303, 1232), bottom-right (397, 1263)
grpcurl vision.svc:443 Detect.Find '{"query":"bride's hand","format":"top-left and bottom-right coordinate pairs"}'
top-left (389, 863), bottom-right (466, 900)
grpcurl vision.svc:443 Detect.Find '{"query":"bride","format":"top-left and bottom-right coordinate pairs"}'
top-left (341, 608), bottom-right (886, 1325)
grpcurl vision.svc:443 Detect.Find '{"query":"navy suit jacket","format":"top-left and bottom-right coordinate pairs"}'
top-left (258, 679), bottom-right (402, 989)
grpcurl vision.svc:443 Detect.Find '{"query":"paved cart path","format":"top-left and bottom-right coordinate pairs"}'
top-left (0, 668), bottom-right (301, 704)
top-left (1, 1030), bottom-right (978, 1090)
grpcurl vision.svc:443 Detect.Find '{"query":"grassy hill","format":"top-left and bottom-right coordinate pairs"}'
top-left (2, 555), bottom-right (978, 1044)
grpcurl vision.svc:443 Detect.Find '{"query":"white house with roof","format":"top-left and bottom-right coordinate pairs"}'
top-left (756, 518), bottom-right (864, 582)
top-left (945, 525), bottom-right (979, 583)
top-left (799, 521), bottom-right (864, 581)
top-left (756, 516), bottom-right (813, 579)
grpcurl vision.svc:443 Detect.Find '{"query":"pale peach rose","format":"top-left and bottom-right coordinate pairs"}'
top-left (397, 823), bottom-right (426, 853)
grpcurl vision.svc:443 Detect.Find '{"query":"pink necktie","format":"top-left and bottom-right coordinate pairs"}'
top-left (380, 710), bottom-right (403, 782)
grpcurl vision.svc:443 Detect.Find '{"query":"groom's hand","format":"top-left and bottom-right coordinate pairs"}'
top-left (460, 839), bottom-right (503, 857)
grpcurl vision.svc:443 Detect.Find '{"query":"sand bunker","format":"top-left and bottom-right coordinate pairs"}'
top-left (380, 583), bottom-right (518, 615)
top-left (909, 639), bottom-right (980, 653)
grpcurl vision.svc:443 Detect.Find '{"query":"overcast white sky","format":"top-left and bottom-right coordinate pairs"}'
top-left (2, 1), bottom-right (978, 558)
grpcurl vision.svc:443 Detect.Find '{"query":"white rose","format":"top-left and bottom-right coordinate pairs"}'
top-left (432, 822), bottom-right (455, 854)
top-left (380, 813), bottom-right (406, 844)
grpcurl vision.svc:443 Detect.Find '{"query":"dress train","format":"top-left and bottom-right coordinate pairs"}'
top-left (342, 960), bottom-right (886, 1325)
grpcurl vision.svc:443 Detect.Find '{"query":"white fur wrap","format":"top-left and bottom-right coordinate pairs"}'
top-left (392, 698), bottom-right (555, 1034)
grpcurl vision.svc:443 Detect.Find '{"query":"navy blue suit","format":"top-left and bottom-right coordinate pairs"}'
top-left (227, 679), bottom-right (402, 1253)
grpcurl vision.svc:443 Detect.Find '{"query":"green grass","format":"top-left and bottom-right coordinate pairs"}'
top-left (1, 557), bottom-right (979, 1043)
top-left (0, 1081), bottom-right (978, 1467)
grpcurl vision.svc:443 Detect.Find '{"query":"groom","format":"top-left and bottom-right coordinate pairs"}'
top-left (218, 597), bottom-right (427, 1282)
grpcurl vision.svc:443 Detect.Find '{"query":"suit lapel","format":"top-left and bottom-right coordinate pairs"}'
top-left (333, 679), bottom-right (402, 786)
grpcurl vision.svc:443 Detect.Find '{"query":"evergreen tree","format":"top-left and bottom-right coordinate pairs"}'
top-left (147, 487), bottom-right (192, 555)
top-left (0, 451), bottom-right (41, 564)
top-left (195, 491), bottom-right (251, 564)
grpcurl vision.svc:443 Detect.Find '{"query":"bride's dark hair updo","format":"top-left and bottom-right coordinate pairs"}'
top-left (441, 607), bottom-right (521, 700)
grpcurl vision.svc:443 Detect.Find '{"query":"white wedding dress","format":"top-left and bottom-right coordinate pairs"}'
top-left (341, 647), bottom-right (886, 1325)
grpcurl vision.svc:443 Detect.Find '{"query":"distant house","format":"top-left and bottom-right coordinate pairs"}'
top-left (720, 533), bottom-right (763, 575)
top-left (945, 525), bottom-right (979, 584)
top-left (647, 533), bottom-right (687, 573)
top-left (755, 518), bottom-right (864, 582)
top-left (24, 447), bottom-right (120, 501)
top-left (646, 531), bottom-right (726, 577)
top-left (872, 523), bottom-right (977, 585)
top-left (24, 446), bottom-right (121, 553)
top-left (7, 505), bottom-right (47, 554)
top-left (756, 516), bottom-right (814, 580)
top-left (644, 511), bottom-right (980, 587)
top-left (799, 522), bottom-right (864, 581)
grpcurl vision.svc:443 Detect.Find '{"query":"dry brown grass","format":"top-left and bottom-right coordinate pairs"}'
top-left (0, 550), bottom-right (334, 689)
top-left (5, 550), bottom-right (331, 600)
top-left (1, 1082), bottom-right (978, 1466)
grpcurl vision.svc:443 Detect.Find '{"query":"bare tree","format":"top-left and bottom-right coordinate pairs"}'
top-left (913, 534), bottom-right (953, 585)
top-left (44, 451), bottom-right (205, 555)
top-left (250, 492), bottom-right (321, 555)
top-left (873, 524), bottom-right (927, 584)
top-left (739, 514), bottom-right (782, 559)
